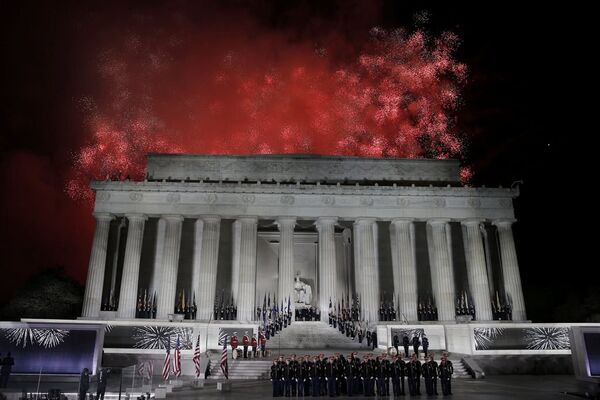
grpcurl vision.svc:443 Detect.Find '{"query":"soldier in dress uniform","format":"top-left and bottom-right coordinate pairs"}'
top-left (366, 331), bottom-right (372, 348)
top-left (427, 354), bottom-right (439, 395)
top-left (345, 355), bottom-right (354, 397)
top-left (260, 331), bottom-right (267, 357)
top-left (251, 334), bottom-right (258, 358)
top-left (393, 333), bottom-right (400, 354)
top-left (439, 353), bottom-right (453, 396)
top-left (407, 353), bottom-right (421, 395)
top-left (390, 356), bottom-right (401, 397)
top-left (381, 355), bottom-right (391, 396)
top-left (290, 355), bottom-right (300, 396)
top-left (325, 357), bottom-right (337, 397)
top-left (283, 358), bottom-right (292, 397)
top-left (422, 335), bottom-right (430, 358)
top-left (242, 331), bottom-right (250, 359)
top-left (402, 335), bottom-right (410, 358)
top-left (230, 332), bottom-right (239, 359)
top-left (362, 355), bottom-right (373, 397)
top-left (310, 355), bottom-right (321, 397)
top-left (412, 335), bottom-right (421, 358)
top-left (371, 330), bottom-right (378, 350)
top-left (271, 359), bottom-right (280, 397)
top-left (300, 356), bottom-right (310, 397)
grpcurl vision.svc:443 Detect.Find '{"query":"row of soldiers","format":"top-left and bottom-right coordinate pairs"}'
top-left (263, 310), bottom-right (294, 339)
top-left (295, 307), bottom-right (321, 321)
top-left (270, 352), bottom-right (454, 397)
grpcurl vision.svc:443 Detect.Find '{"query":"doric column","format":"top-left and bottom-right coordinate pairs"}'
top-left (149, 218), bottom-right (166, 298)
top-left (390, 218), bottom-right (418, 322)
top-left (156, 215), bottom-right (184, 319)
top-left (353, 221), bottom-right (363, 313)
top-left (277, 217), bottom-right (296, 316)
top-left (493, 219), bottom-right (526, 321)
top-left (427, 219), bottom-right (456, 321)
top-left (117, 214), bottom-right (147, 319)
top-left (236, 217), bottom-right (258, 321)
top-left (82, 213), bottom-right (114, 317)
top-left (109, 218), bottom-right (126, 301)
top-left (461, 219), bottom-right (493, 321)
top-left (193, 216), bottom-right (221, 320)
top-left (316, 217), bottom-right (338, 322)
top-left (231, 220), bottom-right (241, 304)
top-left (354, 218), bottom-right (379, 322)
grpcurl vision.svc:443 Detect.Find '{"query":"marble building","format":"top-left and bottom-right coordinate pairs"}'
top-left (81, 153), bottom-right (526, 324)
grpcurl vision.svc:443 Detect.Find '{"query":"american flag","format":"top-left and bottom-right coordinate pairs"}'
top-left (162, 336), bottom-right (171, 381)
top-left (192, 334), bottom-right (202, 378)
top-left (146, 360), bottom-right (154, 380)
top-left (219, 329), bottom-right (228, 379)
top-left (173, 335), bottom-right (182, 377)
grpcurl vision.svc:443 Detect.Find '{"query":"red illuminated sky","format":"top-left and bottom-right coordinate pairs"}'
top-left (0, 1), bottom-right (590, 321)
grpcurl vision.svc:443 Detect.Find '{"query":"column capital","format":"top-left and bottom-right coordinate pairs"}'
top-left (492, 218), bottom-right (517, 228)
top-left (276, 217), bottom-right (297, 229)
top-left (315, 216), bottom-right (337, 226)
top-left (93, 212), bottom-right (114, 221)
top-left (236, 216), bottom-right (258, 224)
top-left (390, 217), bottom-right (414, 226)
top-left (161, 214), bottom-right (184, 222)
top-left (199, 215), bottom-right (221, 223)
top-left (427, 218), bottom-right (451, 226)
top-left (460, 218), bottom-right (485, 227)
top-left (353, 217), bottom-right (377, 226)
top-left (125, 213), bottom-right (147, 222)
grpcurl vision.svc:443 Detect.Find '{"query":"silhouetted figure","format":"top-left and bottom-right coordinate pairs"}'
top-left (79, 368), bottom-right (90, 400)
top-left (96, 368), bottom-right (109, 400)
top-left (0, 352), bottom-right (15, 388)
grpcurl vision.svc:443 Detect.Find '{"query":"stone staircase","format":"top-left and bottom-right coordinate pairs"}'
top-left (449, 358), bottom-right (471, 379)
top-left (209, 359), bottom-right (272, 380)
top-left (268, 321), bottom-right (366, 349)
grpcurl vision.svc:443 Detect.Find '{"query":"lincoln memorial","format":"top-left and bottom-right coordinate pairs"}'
top-left (80, 153), bottom-right (525, 325)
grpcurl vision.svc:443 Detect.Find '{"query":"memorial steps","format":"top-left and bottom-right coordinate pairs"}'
top-left (267, 321), bottom-right (366, 349)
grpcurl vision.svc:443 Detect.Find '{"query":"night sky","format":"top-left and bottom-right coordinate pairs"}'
top-left (0, 1), bottom-right (591, 322)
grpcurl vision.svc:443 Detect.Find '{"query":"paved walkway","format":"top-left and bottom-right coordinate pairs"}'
top-left (168, 375), bottom-right (588, 400)
top-left (1, 375), bottom-right (592, 400)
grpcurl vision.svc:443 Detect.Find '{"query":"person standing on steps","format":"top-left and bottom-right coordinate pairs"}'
top-left (402, 334), bottom-right (410, 359)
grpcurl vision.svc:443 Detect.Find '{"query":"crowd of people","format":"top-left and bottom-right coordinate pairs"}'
top-left (269, 351), bottom-right (454, 397)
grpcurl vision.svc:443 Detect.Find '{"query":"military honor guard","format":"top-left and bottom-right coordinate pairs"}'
top-left (423, 354), bottom-right (439, 395)
top-left (412, 334), bottom-right (421, 358)
top-left (230, 332), bottom-right (239, 359)
top-left (422, 335), bottom-right (430, 358)
top-left (242, 331), bottom-right (250, 359)
top-left (402, 334), bottom-right (410, 358)
top-left (407, 353), bottom-right (421, 396)
top-left (439, 353), bottom-right (454, 396)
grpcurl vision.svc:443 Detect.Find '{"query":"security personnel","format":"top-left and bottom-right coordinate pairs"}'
top-left (423, 354), bottom-right (438, 395)
top-left (271, 359), bottom-right (280, 397)
top-left (230, 333), bottom-right (239, 359)
top-left (407, 353), bottom-right (421, 395)
top-left (402, 335), bottom-right (410, 359)
top-left (251, 335), bottom-right (258, 358)
top-left (412, 335), bottom-right (420, 358)
top-left (439, 353), bottom-right (453, 396)
top-left (422, 335), bottom-right (430, 358)
top-left (242, 331), bottom-right (250, 359)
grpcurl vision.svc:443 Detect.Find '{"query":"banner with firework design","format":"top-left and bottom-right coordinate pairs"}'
top-left (472, 326), bottom-right (571, 352)
top-left (0, 322), bottom-right (101, 374)
top-left (103, 325), bottom-right (194, 350)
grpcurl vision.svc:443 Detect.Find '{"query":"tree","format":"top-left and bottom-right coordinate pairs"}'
top-left (0, 267), bottom-right (83, 320)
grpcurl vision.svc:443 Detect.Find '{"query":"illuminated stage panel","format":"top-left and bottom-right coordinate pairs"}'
top-left (0, 322), bottom-right (103, 374)
top-left (584, 332), bottom-right (600, 377)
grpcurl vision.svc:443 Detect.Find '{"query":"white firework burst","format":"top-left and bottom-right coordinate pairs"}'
top-left (33, 329), bottom-right (69, 348)
top-left (473, 328), bottom-right (505, 350)
top-left (1, 328), bottom-right (69, 349)
top-left (523, 327), bottom-right (570, 350)
top-left (2, 328), bottom-right (37, 348)
top-left (132, 326), bottom-right (194, 349)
